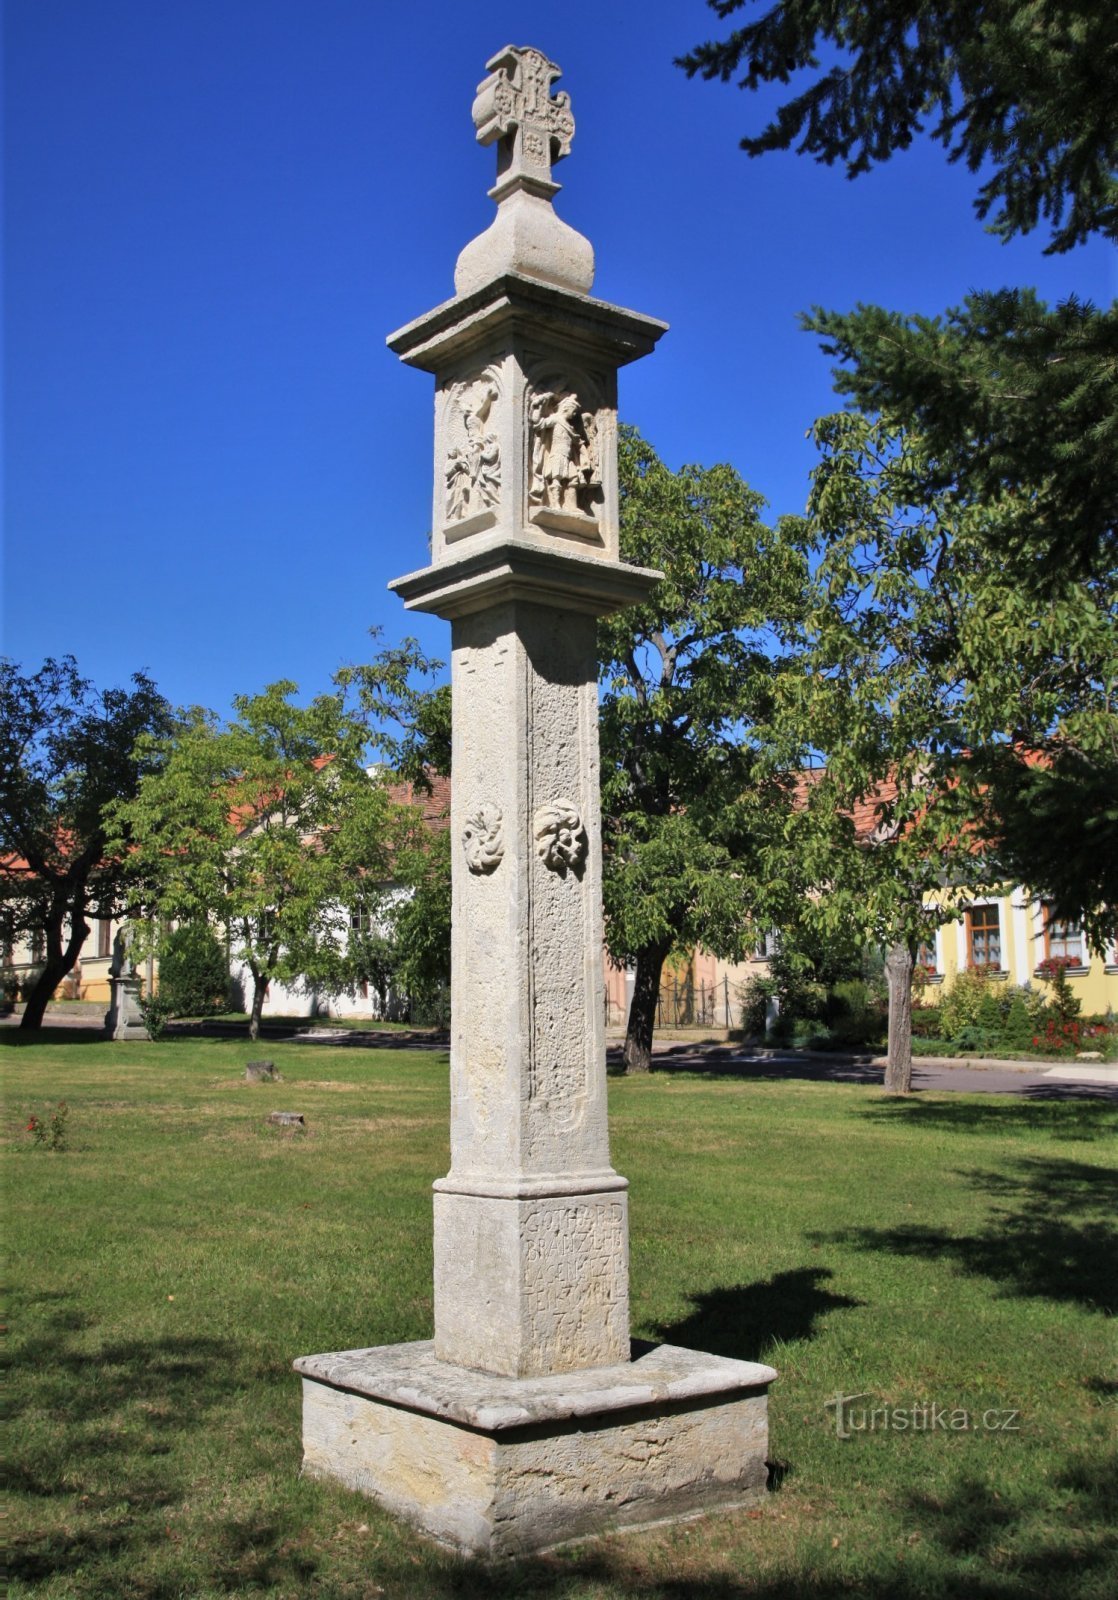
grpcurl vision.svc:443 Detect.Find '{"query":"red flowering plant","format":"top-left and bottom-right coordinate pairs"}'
top-left (25, 1102), bottom-right (68, 1151)
top-left (1037, 955), bottom-right (1080, 979)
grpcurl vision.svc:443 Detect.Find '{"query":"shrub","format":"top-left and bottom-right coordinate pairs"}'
top-left (407, 984), bottom-right (450, 1029)
top-left (157, 922), bottom-right (228, 1017)
top-left (739, 975), bottom-right (775, 1037)
top-left (26, 1102), bottom-right (69, 1151)
top-left (911, 1006), bottom-right (942, 1039)
top-left (1002, 992), bottom-right (1036, 1050)
top-left (976, 989), bottom-right (1004, 1035)
top-left (940, 970), bottom-right (993, 1041)
top-left (954, 1024), bottom-right (997, 1054)
top-left (138, 994), bottom-right (174, 1040)
top-left (828, 979), bottom-right (871, 1021)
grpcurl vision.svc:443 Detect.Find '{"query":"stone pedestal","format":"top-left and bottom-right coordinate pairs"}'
top-left (296, 1341), bottom-right (776, 1560)
top-left (295, 44), bottom-right (775, 1556)
top-left (105, 975), bottom-right (146, 1040)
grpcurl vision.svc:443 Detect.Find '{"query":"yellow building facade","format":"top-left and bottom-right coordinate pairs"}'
top-left (922, 887), bottom-right (1116, 1016)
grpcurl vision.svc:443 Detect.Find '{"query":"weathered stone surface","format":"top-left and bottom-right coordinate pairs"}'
top-left (433, 1188), bottom-right (629, 1376)
top-left (387, 277), bottom-right (665, 575)
top-left (454, 47), bottom-right (594, 298)
top-left (297, 1340), bottom-right (775, 1558)
top-left (246, 1060), bottom-right (278, 1082)
top-left (295, 45), bottom-right (776, 1558)
top-left (268, 1111), bottom-right (305, 1128)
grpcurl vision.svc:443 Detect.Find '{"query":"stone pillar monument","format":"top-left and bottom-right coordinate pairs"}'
top-left (295, 46), bottom-right (775, 1558)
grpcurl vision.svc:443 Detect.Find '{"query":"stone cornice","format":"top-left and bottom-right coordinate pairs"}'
top-left (387, 272), bottom-right (668, 373)
top-left (389, 537), bottom-right (662, 620)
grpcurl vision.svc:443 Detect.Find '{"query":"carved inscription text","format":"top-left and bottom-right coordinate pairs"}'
top-left (521, 1200), bottom-right (627, 1364)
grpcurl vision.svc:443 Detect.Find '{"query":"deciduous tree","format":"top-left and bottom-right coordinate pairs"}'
top-left (802, 409), bottom-right (1115, 958)
top-left (112, 681), bottom-right (398, 1040)
top-left (0, 657), bottom-right (171, 1030)
top-left (600, 426), bottom-right (812, 1072)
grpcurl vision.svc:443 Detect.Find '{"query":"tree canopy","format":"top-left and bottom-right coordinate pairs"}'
top-left (111, 680), bottom-right (400, 1038)
top-left (802, 291), bottom-right (1118, 592)
top-left (599, 425), bottom-right (812, 1070)
top-left (680, 0), bottom-right (1118, 253)
top-left (0, 656), bottom-right (172, 1029)
top-left (682, 0), bottom-right (1117, 942)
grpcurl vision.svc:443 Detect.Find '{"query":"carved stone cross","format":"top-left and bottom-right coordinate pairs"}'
top-left (471, 45), bottom-right (575, 197)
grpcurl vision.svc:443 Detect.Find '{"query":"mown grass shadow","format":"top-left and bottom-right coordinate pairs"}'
top-left (652, 1268), bottom-right (863, 1364)
top-left (165, 1019), bottom-right (449, 1050)
top-left (8, 1296), bottom-right (241, 1584)
top-left (815, 1156), bottom-right (1118, 1313)
top-left (297, 1444), bottom-right (1118, 1600)
top-left (1, 1024), bottom-right (110, 1048)
top-left (894, 1457), bottom-right (1118, 1588)
top-left (859, 1093), bottom-right (1118, 1141)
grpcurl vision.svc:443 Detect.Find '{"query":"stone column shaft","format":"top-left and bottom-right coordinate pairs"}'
top-left (431, 598), bottom-right (627, 1377)
top-left (388, 273), bottom-right (666, 1381)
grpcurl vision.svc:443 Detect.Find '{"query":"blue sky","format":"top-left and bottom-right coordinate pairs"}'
top-left (4, 0), bottom-right (1114, 716)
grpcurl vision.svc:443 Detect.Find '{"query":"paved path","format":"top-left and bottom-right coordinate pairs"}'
top-left (640, 1041), bottom-right (1118, 1099)
top-left (5, 1011), bottom-right (1115, 1099)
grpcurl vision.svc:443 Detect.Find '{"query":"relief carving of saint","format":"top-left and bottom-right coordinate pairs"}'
top-left (445, 379), bottom-right (501, 523)
top-left (528, 390), bottom-right (599, 518)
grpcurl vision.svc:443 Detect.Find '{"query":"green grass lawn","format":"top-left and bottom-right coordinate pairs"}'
top-left (6, 1031), bottom-right (1116, 1598)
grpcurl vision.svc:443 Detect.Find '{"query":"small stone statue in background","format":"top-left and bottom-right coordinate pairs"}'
top-left (110, 923), bottom-right (137, 978)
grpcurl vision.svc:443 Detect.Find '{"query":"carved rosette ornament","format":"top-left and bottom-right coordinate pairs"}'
top-left (533, 800), bottom-right (587, 875)
top-left (463, 805), bottom-right (504, 874)
top-left (445, 375), bottom-right (501, 524)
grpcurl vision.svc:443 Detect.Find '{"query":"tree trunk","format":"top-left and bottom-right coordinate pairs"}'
top-left (249, 970), bottom-right (268, 1041)
top-left (19, 894), bottom-right (89, 1031)
top-left (884, 940), bottom-right (914, 1095)
top-left (622, 940), bottom-right (672, 1075)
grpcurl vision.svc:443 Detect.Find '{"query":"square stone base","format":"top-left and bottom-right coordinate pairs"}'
top-left (433, 1188), bottom-right (630, 1376)
top-left (294, 1339), bottom-right (776, 1559)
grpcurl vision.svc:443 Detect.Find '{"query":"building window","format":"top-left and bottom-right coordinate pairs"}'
top-left (350, 905), bottom-right (375, 935)
top-left (97, 919), bottom-right (112, 958)
top-left (967, 905), bottom-right (1001, 970)
top-left (1045, 912), bottom-right (1084, 966)
top-left (916, 937), bottom-right (938, 974)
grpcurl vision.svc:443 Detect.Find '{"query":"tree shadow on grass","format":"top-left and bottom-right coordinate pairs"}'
top-left (893, 1456), bottom-right (1118, 1589)
top-left (14, 1286), bottom-right (1110, 1598)
top-left (650, 1268), bottom-right (863, 1364)
top-left (859, 1093), bottom-right (1118, 1142)
top-left (0, 1024), bottom-right (110, 1047)
top-left (7, 1298), bottom-right (242, 1585)
top-left (350, 1448), bottom-right (1118, 1600)
top-left (814, 1156), bottom-right (1118, 1313)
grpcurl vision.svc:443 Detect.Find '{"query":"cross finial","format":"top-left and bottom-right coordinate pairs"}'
top-left (471, 46), bottom-right (575, 201)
